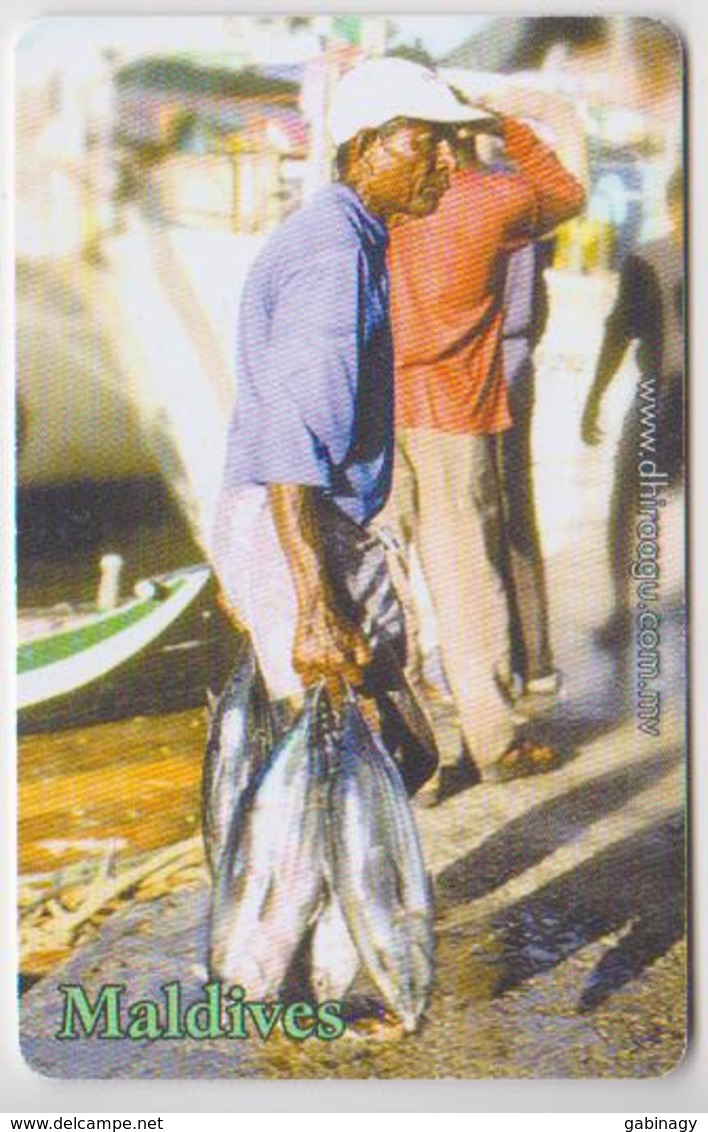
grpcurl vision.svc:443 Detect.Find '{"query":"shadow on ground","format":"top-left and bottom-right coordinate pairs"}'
top-left (441, 807), bottom-right (684, 1013)
top-left (436, 747), bottom-right (682, 908)
top-left (427, 623), bottom-right (643, 808)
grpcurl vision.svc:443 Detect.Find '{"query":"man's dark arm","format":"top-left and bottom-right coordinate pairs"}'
top-left (268, 484), bottom-right (371, 695)
top-left (581, 323), bottom-right (632, 445)
top-left (581, 258), bottom-right (644, 445)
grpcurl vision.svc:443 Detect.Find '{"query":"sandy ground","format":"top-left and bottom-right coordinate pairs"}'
top-left (17, 251), bottom-right (687, 1079)
top-left (18, 505), bottom-right (687, 1079)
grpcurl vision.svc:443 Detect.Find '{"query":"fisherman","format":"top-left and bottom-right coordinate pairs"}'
top-left (581, 167), bottom-right (684, 645)
top-left (386, 84), bottom-right (586, 791)
top-left (211, 58), bottom-right (489, 766)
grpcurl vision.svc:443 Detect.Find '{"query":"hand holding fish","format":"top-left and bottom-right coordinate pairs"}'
top-left (293, 596), bottom-right (371, 700)
top-left (267, 483), bottom-right (372, 700)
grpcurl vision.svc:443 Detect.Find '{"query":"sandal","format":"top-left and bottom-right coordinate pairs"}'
top-left (492, 739), bottom-right (563, 783)
top-left (494, 660), bottom-right (563, 719)
top-left (413, 767), bottom-right (442, 808)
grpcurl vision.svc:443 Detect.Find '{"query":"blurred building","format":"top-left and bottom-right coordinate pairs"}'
top-left (13, 17), bottom-right (368, 496)
top-left (14, 15), bottom-right (375, 255)
top-left (443, 16), bottom-right (683, 269)
top-left (114, 57), bottom-right (309, 234)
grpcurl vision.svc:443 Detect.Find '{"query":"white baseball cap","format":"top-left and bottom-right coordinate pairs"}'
top-left (328, 57), bottom-right (492, 146)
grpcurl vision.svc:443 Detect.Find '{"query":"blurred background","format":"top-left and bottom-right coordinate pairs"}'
top-left (14, 16), bottom-right (686, 1005)
top-left (15, 14), bottom-right (683, 708)
top-left (15, 15), bottom-right (679, 547)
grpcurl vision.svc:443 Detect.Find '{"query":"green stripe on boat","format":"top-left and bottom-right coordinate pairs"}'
top-left (18, 578), bottom-right (184, 674)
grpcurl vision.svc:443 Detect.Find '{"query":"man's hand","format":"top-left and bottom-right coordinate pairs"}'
top-left (216, 588), bottom-right (247, 631)
top-left (293, 597), bottom-right (371, 701)
top-left (581, 395), bottom-right (604, 446)
top-left (267, 483), bottom-right (373, 703)
top-left (469, 84), bottom-right (589, 191)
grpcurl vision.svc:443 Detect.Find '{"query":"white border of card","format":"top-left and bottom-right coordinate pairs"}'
top-left (3, 0), bottom-right (707, 1114)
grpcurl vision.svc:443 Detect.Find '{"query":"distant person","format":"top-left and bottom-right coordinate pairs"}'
top-left (387, 86), bottom-right (585, 792)
top-left (581, 168), bottom-right (684, 645)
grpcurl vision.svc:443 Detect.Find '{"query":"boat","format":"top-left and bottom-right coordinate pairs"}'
top-left (18, 563), bottom-right (240, 734)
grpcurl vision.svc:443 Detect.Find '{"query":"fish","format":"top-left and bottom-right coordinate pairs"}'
top-left (201, 636), bottom-right (275, 879)
top-left (308, 889), bottom-right (360, 1002)
top-left (327, 695), bottom-right (435, 1032)
top-left (303, 689), bottom-right (361, 1003)
top-left (283, 887), bottom-right (360, 1004)
top-left (209, 690), bottom-right (327, 999)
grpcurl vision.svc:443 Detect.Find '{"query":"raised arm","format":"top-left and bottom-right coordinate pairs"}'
top-left (492, 86), bottom-right (589, 191)
top-left (476, 87), bottom-right (587, 240)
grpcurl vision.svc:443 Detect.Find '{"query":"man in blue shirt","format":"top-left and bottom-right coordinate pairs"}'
top-left (211, 59), bottom-right (487, 773)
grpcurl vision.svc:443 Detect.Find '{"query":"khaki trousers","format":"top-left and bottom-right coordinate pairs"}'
top-left (379, 427), bottom-right (514, 770)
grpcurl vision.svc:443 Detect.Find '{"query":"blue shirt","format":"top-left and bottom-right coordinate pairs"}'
top-left (223, 184), bottom-right (393, 526)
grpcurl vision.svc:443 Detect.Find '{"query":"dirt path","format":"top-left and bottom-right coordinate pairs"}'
top-left (17, 269), bottom-right (687, 1078)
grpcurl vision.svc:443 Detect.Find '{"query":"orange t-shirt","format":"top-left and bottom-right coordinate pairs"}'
top-left (389, 118), bottom-right (585, 435)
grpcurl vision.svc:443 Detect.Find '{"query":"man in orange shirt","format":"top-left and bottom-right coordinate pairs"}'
top-left (387, 86), bottom-right (585, 788)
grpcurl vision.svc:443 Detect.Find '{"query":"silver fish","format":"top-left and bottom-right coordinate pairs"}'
top-left (302, 689), bottom-right (360, 1003)
top-left (328, 696), bottom-right (434, 1032)
top-left (201, 637), bottom-right (274, 879)
top-left (308, 888), bottom-right (360, 1003)
top-left (210, 696), bottom-right (326, 999)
